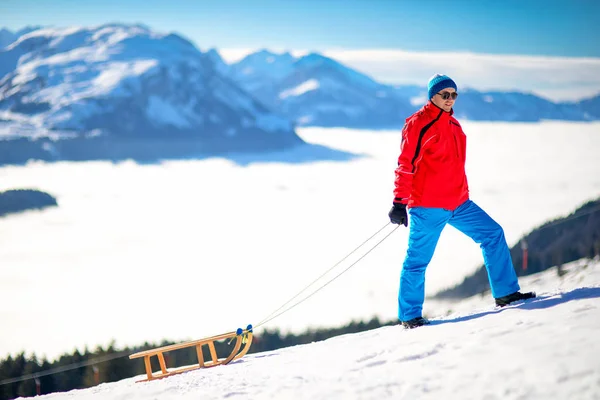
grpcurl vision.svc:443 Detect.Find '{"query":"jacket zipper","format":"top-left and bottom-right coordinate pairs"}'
top-left (451, 121), bottom-right (459, 158)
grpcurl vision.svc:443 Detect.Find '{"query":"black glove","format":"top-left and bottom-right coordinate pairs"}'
top-left (388, 203), bottom-right (408, 227)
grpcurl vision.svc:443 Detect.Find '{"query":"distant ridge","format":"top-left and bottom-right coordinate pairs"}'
top-left (0, 189), bottom-right (57, 217)
top-left (0, 24), bottom-right (304, 164)
top-left (433, 197), bottom-right (600, 300)
top-left (224, 49), bottom-right (599, 126)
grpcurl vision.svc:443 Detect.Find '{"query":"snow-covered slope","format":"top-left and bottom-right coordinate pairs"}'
top-left (0, 25), bottom-right (303, 164)
top-left (229, 49), bottom-right (297, 93)
top-left (19, 258), bottom-right (600, 400)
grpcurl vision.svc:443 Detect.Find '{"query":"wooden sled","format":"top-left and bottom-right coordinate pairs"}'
top-left (129, 325), bottom-right (253, 382)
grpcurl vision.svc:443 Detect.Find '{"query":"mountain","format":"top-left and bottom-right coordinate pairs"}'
top-left (453, 88), bottom-right (588, 121)
top-left (0, 26), bottom-right (40, 48)
top-left (0, 25), bottom-right (303, 165)
top-left (577, 93), bottom-right (600, 119)
top-left (0, 189), bottom-right (57, 217)
top-left (0, 29), bottom-right (16, 49)
top-left (228, 50), bottom-right (414, 128)
top-left (229, 49), bottom-right (297, 92)
top-left (226, 50), bottom-right (599, 126)
top-left (228, 49), bottom-right (297, 110)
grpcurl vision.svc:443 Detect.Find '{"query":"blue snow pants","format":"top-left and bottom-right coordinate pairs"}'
top-left (398, 199), bottom-right (520, 321)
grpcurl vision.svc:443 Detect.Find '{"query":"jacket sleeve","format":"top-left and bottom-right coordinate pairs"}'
top-left (393, 118), bottom-right (427, 204)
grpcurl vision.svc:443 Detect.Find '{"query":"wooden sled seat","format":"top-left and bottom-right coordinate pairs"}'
top-left (129, 325), bottom-right (253, 382)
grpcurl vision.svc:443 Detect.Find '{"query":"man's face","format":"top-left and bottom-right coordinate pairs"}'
top-left (431, 88), bottom-right (457, 112)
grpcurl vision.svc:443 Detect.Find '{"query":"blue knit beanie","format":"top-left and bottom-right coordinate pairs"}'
top-left (427, 74), bottom-right (457, 100)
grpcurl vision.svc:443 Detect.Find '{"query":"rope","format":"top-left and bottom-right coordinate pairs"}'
top-left (254, 223), bottom-right (399, 329)
top-left (0, 222), bottom-right (399, 387)
top-left (254, 221), bottom-right (392, 328)
top-left (0, 351), bottom-right (130, 386)
top-left (251, 202), bottom-right (600, 329)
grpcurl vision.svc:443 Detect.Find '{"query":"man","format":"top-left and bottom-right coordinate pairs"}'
top-left (389, 74), bottom-right (535, 329)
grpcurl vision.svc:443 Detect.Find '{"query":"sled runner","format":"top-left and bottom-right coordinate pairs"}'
top-left (129, 326), bottom-right (253, 382)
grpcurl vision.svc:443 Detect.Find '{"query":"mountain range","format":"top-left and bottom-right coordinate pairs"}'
top-left (0, 25), bottom-right (303, 165)
top-left (0, 25), bottom-right (598, 165)
top-left (219, 49), bottom-right (600, 125)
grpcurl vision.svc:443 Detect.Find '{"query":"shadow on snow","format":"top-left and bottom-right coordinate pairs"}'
top-left (431, 286), bottom-right (600, 326)
top-left (1, 143), bottom-right (363, 167)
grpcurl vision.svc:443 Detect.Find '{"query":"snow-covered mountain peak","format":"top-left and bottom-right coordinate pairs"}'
top-left (231, 49), bottom-right (297, 81)
top-left (9, 24), bottom-right (200, 63)
top-left (227, 48), bottom-right (599, 126)
top-left (0, 28), bottom-right (13, 40)
top-left (294, 52), bottom-right (380, 90)
top-left (0, 29), bottom-right (15, 49)
top-left (225, 49), bottom-right (413, 127)
top-left (0, 24), bottom-right (302, 163)
top-left (0, 26), bottom-right (41, 49)
top-left (295, 52), bottom-right (336, 67)
top-left (204, 48), bottom-right (230, 76)
top-left (1, 24), bottom-right (209, 116)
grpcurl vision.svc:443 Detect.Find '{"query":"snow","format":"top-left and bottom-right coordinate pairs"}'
top-left (92, 60), bottom-right (158, 94)
top-left (296, 53), bottom-right (380, 91)
top-left (320, 49), bottom-right (600, 102)
top-left (1, 121), bottom-right (599, 367)
top-left (1, 25), bottom-right (294, 141)
top-left (279, 79), bottom-right (320, 99)
top-left (297, 115), bottom-right (314, 125)
top-left (221, 48), bottom-right (600, 102)
top-left (410, 96), bottom-right (427, 106)
top-left (5, 33), bottom-right (164, 108)
top-left (18, 259), bottom-right (600, 400)
top-left (0, 117), bottom-right (77, 140)
top-left (232, 50), bottom-right (296, 81)
top-left (146, 95), bottom-right (190, 128)
top-left (313, 103), bottom-right (364, 116)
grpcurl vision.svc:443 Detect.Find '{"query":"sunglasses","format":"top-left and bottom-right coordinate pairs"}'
top-left (437, 91), bottom-right (458, 100)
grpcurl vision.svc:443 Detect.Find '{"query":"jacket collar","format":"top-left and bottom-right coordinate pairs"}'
top-left (423, 101), bottom-right (453, 120)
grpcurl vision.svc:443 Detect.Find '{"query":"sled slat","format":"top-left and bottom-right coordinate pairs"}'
top-left (208, 342), bottom-right (218, 363)
top-left (196, 345), bottom-right (205, 368)
top-left (143, 356), bottom-right (152, 381)
top-left (130, 329), bottom-right (253, 382)
top-left (157, 353), bottom-right (167, 374)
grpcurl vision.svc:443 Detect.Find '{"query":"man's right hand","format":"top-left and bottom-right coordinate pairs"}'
top-left (388, 203), bottom-right (408, 227)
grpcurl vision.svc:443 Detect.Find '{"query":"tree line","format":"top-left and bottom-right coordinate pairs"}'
top-left (433, 197), bottom-right (600, 300)
top-left (0, 189), bottom-right (57, 217)
top-left (0, 318), bottom-right (392, 399)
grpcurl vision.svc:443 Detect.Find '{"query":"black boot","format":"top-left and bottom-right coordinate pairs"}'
top-left (495, 291), bottom-right (536, 307)
top-left (401, 317), bottom-right (430, 329)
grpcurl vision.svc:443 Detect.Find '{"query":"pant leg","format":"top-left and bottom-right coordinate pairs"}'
top-left (448, 200), bottom-right (520, 298)
top-left (399, 207), bottom-right (450, 321)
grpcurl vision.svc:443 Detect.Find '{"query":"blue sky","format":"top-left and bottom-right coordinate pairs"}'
top-left (2, 0), bottom-right (599, 57)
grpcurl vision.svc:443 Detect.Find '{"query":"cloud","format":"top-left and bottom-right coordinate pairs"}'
top-left (218, 48), bottom-right (600, 102)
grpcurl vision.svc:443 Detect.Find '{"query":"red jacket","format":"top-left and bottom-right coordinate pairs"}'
top-left (393, 101), bottom-right (469, 210)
